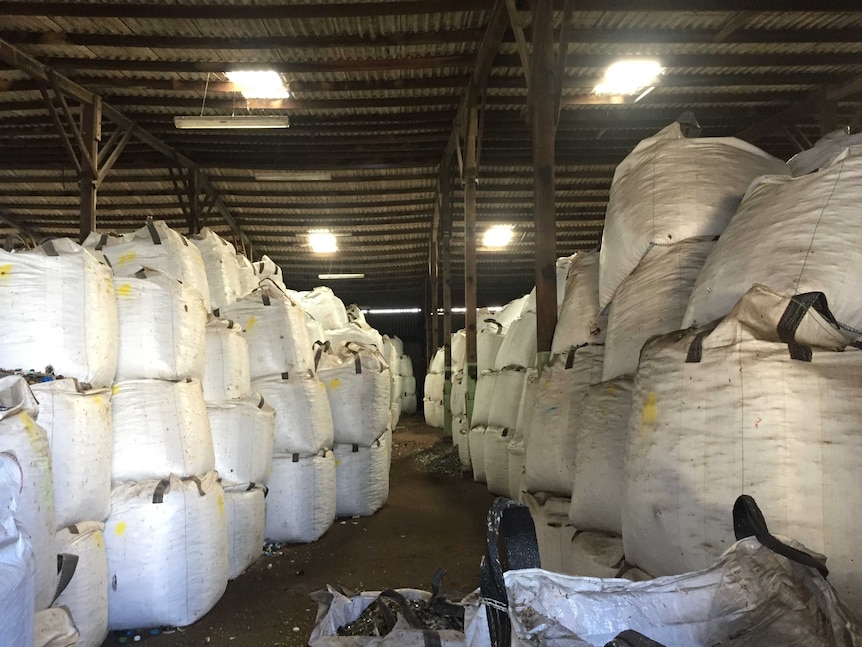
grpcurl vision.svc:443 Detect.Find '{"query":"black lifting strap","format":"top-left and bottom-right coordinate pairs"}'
top-left (733, 494), bottom-right (829, 578)
top-left (605, 630), bottom-right (668, 647)
top-left (777, 291), bottom-right (838, 362)
top-left (480, 497), bottom-right (541, 647)
top-left (374, 589), bottom-right (443, 647)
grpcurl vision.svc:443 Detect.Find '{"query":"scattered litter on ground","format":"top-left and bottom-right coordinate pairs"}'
top-left (411, 442), bottom-right (461, 477)
top-left (337, 596), bottom-right (462, 637)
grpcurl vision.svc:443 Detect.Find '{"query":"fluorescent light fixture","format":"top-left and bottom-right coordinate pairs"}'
top-left (318, 273), bottom-right (364, 280)
top-left (226, 70), bottom-right (290, 99)
top-left (482, 224), bottom-right (514, 248)
top-left (254, 170), bottom-right (332, 182)
top-left (308, 230), bottom-right (338, 254)
top-left (594, 60), bottom-right (663, 96)
top-left (173, 115), bottom-right (290, 129)
top-left (363, 308), bottom-right (422, 315)
top-left (434, 307), bottom-right (502, 315)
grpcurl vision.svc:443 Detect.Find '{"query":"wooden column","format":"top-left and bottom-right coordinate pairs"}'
top-left (428, 237), bottom-right (439, 365)
top-left (531, 0), bottom-right (557, 372)
top-left (79, 96), bottom-right (100, 242)
top-left (188, 169), bottom-right (201, 235)
top-left (463, 105), bottom-right (480, 423)
top-left (441, 163), bottom-right (454, 440)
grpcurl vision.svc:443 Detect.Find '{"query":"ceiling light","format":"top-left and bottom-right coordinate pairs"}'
top-left (318, 273), bottom-right (365, 280)
top-left (254, 171), bottom-right (332, 182)
top-left (308, 230), bottom-right (338, 254)
top-left (226, 70), bottom-right (290, 99)
top-left (174, 115), bottom-right (290, 129)
top-left (594, 60), bottom-right (663, 96)
top-left (482, 225), bottom-right (514, 249)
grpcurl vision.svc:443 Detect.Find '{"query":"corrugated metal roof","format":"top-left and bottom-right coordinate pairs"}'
top-left (0, 2), bottom-right (860, 305)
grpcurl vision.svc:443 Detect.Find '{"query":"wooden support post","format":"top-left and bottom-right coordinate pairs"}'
top-left (428, 236), bottom-right (439, 365)
top-left (441, 164), bottom-right (454, 440)
top-left (821, 88), bottom-right (839, 136)
top-left (79, 96), bottom-right (100, 243)
top-left (188, 169), bottom-right (201, 235)
top-left (463, 105), bottom-right (480, 423)
top-left (531, 0), bottom-right (557, 372)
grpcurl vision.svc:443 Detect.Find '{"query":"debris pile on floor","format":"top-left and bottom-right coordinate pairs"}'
top-left (411, 442), bottom-right (461, 477)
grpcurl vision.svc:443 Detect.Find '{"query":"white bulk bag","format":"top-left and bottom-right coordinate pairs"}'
top-left (603, 238), bottom-right (715, 381)
top-left (400, 394), bottom-right (417, 416)
top-left (685, 152), bottom-right (862, 331)
top-left (522, 492), bottom-right (576, 576)
top-left (217, 286), bottom-right (313, 380)
top-left (569, 531), bottom-right (625, 579)
top-left (423, 398), bottom-right (442, 428)
top-left (468, 426), bottom-right (486, 483)
top-left (483, 425), bottom-right (512, 497)
top-left (494, 295), bottom-right (529, 330)
top-left (0, 452), bottom-right (35, 647)
top-left (82, 231), bottom-right (125, 266)
top-left (388, 336), bottom-right (404, 357)
top-left (425, 371), bottom-right (445, 402)
top-left (551, 250), bottom-right (607, 354)
top-left (253, 372), bottom-right (333, 455)
top-left (30, 379), bottom-right (112, 528)
top-left (599, 121), bottom-right (788, 308)
top-left (297, 286), bottom-right (349, 330)
top-left (456, 418), bottom-right (471, 471)
top-left (788, 128), bottom-right (862, 176)
top-left (54, 522), bottom-right (108, 647)
top-left (504, 537), bottom-right (862, 647)
top-left (429, 347), bottom-right (445, 373)
top-left (224, 484), bottom-right (265, 580)
top-left (325, 323), bottom-right (384, 350)
top-left (507, 437), bottom-right (525, 503)
top-left (524, 254), bottom-right (576, 314)
top-left (345, 303), bottom-right (369, 328)
top-left (317, 342), bottom-right (391, 446)
top-left (34, 606), bottom-right (78, 647)
top-left (449, 371), bottom-right (465, 417)
top-left (0, 376), bottom-right (56, 611)
top-left (382, 335), bottom-right (400, 374)
top-left (515, 368), bottom-right (538, 445)
top-left (392, 373), bottom-right (402, 408)
top-left (305, 312), bottom-right (327, 347)
top-left (494, 311), bottom-right (537, 370)
top-left (524, 345), bottom-right (604, 496)
top-left (398, 354), bottom-right (414, 377)
top-left (105, 472), bottom-right (228, 629)
top-left (202, 317), bottom-right (251, 401)
top-left (569, 377), bottom-right (634, 535)
top-left (470, 370), bottom-right (497, 427)
top-left (487, 366), bottom-right (526, 430)
top-left (389, 401), bottom-right (400, 432)
top-left (254, 255), bottom-right (282, 284)
top-left (102, 220), bottom-right (211, 311)
top-left (113, 268), bottom-right (207, 381)
top-left (266, 451), bottom-right (336, 543)
top-left (334, 437), bottom-right (389, 518)
top-left (401, 375), bottom-right (417, 397)
top-left (451, 330), bottom-right (467, 373)
top-left (235, 253), bottom-right (258, 297)
top-left (625, 286), bottom-right (862, 609)
top-left (477, 321), bottom-right (505, 374)
top-left (189, 228), bottom-right (242, 311)
top-left (208, 394), bottom-right (275, 486)
top-left (0, 238), bottom-right (118, 387)
top-left (111, 379), bottom-right (214, 482)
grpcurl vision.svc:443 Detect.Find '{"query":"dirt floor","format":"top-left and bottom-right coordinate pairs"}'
top-left (101, 415), bottom-right (495, 647)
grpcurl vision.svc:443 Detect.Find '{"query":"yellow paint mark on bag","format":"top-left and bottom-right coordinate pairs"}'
top-left (0, 264), bottom-right (12, 283)
top-left (19, 413), bottom-right (40, 442)
top-left (641, 391), bottom-right (657, 425)
top-left (115, 283), bottom-right (132, 297)
top-left (117, 252), bottom-right (136, 266)
top-left (328, 378), bottom-right (341, 389)
top-left (245, 316), bottom-right (257, 332)
top-left (114, 521), bottom-right (127, 537)
top-left (112, 385), bottom-right (120, 396)
top-left (335, 458), bottom-right (342, 467)
top-left (217, 494), bottom-right (225, 517)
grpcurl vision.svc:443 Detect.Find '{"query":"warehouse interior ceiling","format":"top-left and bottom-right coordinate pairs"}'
top-left (0, 1), bottom-right (861, 307)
